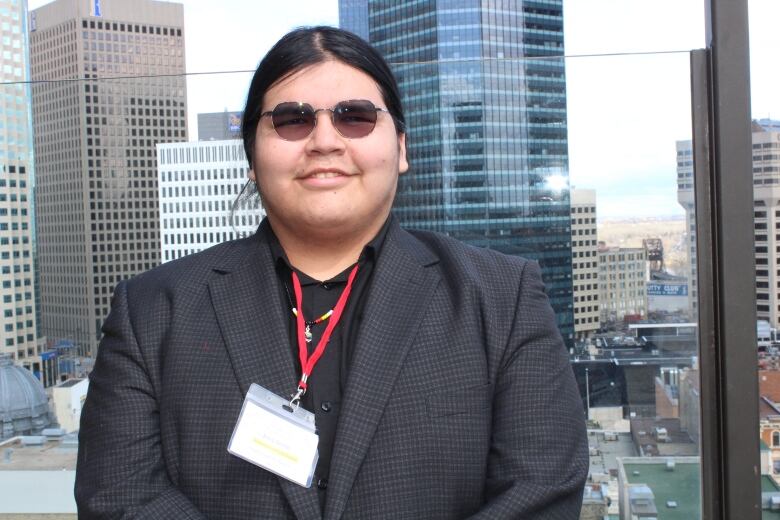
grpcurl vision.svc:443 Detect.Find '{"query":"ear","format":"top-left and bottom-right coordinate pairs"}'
top-left (397, 133), bottom-right (409, 175)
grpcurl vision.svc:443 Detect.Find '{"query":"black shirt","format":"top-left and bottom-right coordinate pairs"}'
top-left (265, 217), bottom-right (391, 501)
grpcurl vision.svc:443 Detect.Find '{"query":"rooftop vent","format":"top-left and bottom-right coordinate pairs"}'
top-left (20, 436), bottom-right (45, 446)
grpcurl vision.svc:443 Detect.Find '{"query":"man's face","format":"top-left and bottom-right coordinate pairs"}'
top-left (249, 60), bottom-right (408, 238)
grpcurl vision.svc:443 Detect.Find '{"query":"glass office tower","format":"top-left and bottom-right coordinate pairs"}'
top-left (0, 0), bottom-right (39, 364)
top-left (339, 1), bottom-right (574, 342)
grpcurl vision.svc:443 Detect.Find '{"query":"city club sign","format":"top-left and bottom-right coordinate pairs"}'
top-left (647, 283), bottom-right (688, 297)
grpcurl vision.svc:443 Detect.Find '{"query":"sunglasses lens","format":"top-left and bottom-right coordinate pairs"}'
top-left (271, 102), bottom-right (315, 140)
top-left (333, 101), bottom-right (378, 138)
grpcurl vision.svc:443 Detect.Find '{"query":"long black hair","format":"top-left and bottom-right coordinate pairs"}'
top-left (240, 26), bottom-right (406, 169)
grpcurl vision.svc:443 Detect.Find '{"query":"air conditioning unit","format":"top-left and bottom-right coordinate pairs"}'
top-left (654, 427), bottom-right (669, 442)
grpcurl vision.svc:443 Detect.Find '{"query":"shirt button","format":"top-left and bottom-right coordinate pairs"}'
top-left (321, 401), bottom-right (332, 413)
top-left (317, 478), bottom-right (328, 490)
top-left (321, 283), bottom-right (330, 290)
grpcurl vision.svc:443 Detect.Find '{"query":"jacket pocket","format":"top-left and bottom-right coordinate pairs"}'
top-left (426, 382), bottom-right (493, 418)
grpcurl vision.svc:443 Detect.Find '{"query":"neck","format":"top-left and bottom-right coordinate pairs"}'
top-left (269, 217), bottom-right (387, 281)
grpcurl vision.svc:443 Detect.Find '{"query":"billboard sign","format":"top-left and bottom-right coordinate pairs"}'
top-left (647, 283), bottom-right (688, 296)
top-left (228, 113), bottom-right (242, 133)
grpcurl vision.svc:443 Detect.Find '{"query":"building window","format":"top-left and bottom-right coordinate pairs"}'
top-left (773, 431), bottom-right (780, 447)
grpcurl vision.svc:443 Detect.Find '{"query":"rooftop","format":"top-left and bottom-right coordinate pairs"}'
top-left (587, 430), bottom-right (637, 478)
top-left (0, 435), bottom-right (77, 471)
top-left (630, 417), bottom-right (698, 457)
top-left (761, 371), bottom-right (780, 402)
top-left (763, 475), bottom-right (780, 493)
top-left (762, 474), bottom-right (780, 520)
top-left (56, 378), bottom-right (86, 389)
top-left (623, 459), bottom-right (700, 520)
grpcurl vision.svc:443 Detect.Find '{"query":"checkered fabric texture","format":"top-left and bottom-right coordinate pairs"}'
top-left (75, 218), bottom-right (588, 519)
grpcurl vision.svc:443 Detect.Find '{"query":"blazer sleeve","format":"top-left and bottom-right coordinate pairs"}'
top-left (75, 280), bottom-right (206, 519)
top-left (468, 260), bottom-right (589, 519)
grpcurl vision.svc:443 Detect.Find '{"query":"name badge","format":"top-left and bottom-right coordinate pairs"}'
top-left (228, 383), bottom-right (319, 487)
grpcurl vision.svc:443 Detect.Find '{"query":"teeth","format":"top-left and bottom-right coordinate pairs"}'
top-left (310, 172), bottom-right (341, 179)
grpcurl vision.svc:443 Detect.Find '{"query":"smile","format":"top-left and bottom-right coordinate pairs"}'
top-left (308, 171), bottom-right (345, 179)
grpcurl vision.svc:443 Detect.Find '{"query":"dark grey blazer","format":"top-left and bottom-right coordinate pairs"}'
top-left (75, 219), bottom-right (588, 519)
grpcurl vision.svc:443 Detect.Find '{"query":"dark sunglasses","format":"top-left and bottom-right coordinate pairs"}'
top-left (260, 99), bottom-right (390, 141)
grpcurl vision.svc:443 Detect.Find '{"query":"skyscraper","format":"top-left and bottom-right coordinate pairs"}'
top-left (679, 119), bottom-right (780, 328)
top-left (339, 1), bottom-right (574, 342)
top-left (571, 189), bottom-right (599, 339)
top-left (675, 140), bottom-right (697, 321)
top-left (29, 0), bottom-right (187, 356)
top-left (0, 0), bottom-right (38, 364)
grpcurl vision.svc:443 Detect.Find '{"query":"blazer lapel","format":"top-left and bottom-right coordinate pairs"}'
top-left (208, 226), bottom-right (322, 520)
top-left (324, 223), bottom-right (441, 520)
top-left (207, 230), bottom-right (296, 399)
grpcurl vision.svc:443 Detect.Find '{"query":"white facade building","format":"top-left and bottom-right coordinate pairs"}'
top-left (571, 189), bottom-right (600, 338)
top-left (157, 140), bottom-right (263, 262)
top-left (51, 377), bottom-right (88, 433)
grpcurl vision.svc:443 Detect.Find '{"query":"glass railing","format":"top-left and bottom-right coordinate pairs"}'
top-left (566, 49), bottom-right (700, 520)
top-left (0, 1), bottom-right (729, 518)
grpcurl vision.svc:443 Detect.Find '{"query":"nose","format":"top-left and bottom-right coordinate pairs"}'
top-left (305, 109), bottom-right (346, 154)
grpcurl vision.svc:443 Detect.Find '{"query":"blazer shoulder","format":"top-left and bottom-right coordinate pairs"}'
top-left (124, 234), bottom-right (259, 294)
top-left (403, 227), bottom-right (533, 282)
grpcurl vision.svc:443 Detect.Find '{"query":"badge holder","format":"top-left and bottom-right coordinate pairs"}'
top-left (228, 383), bottom-right (319, 487)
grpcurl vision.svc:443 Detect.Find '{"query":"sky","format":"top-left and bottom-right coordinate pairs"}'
top-left (25, 0), bottom-right (780, 219)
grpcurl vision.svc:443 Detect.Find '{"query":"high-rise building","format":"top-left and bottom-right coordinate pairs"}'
top-left (29, 0), bottom-right (187, 356)
top-left (197, 111), bottom-right (242, 141)
top-left (571, 189), bottom-right (599, 339)
top-left (338, 0), bottom-right (368, 39)
top-left (340, 1), bottom-right (574, 342)
top-left (678, 119), bottom-right (780, 327)
top-left (675, 140), bottom-right (696, 321)
top-left (157, 140), bottom-right (263, 263)
top-left (0, 0), bottom-right (38, 364)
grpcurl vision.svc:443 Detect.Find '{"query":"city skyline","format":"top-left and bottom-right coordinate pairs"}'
top-left (23, 0), bottom-right (780, 219)
top-left (0, 3), bottom-right (771, 516)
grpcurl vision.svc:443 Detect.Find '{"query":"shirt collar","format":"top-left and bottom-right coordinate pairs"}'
top-left (266, 214), bottom-right (393, 284)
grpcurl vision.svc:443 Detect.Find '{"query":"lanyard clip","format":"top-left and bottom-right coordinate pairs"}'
top-left (289, 385), bottom-right (306, 410)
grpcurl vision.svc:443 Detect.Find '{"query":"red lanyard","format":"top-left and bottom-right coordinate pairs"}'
top-left (291, 264), bottom-right (359, 394)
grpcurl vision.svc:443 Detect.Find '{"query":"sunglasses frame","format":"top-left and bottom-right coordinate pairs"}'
top-left (260, 99), bottom-right (391, 141)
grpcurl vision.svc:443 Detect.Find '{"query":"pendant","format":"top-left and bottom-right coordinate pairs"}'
top-left (304, 324), bottom-right (313, 343)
